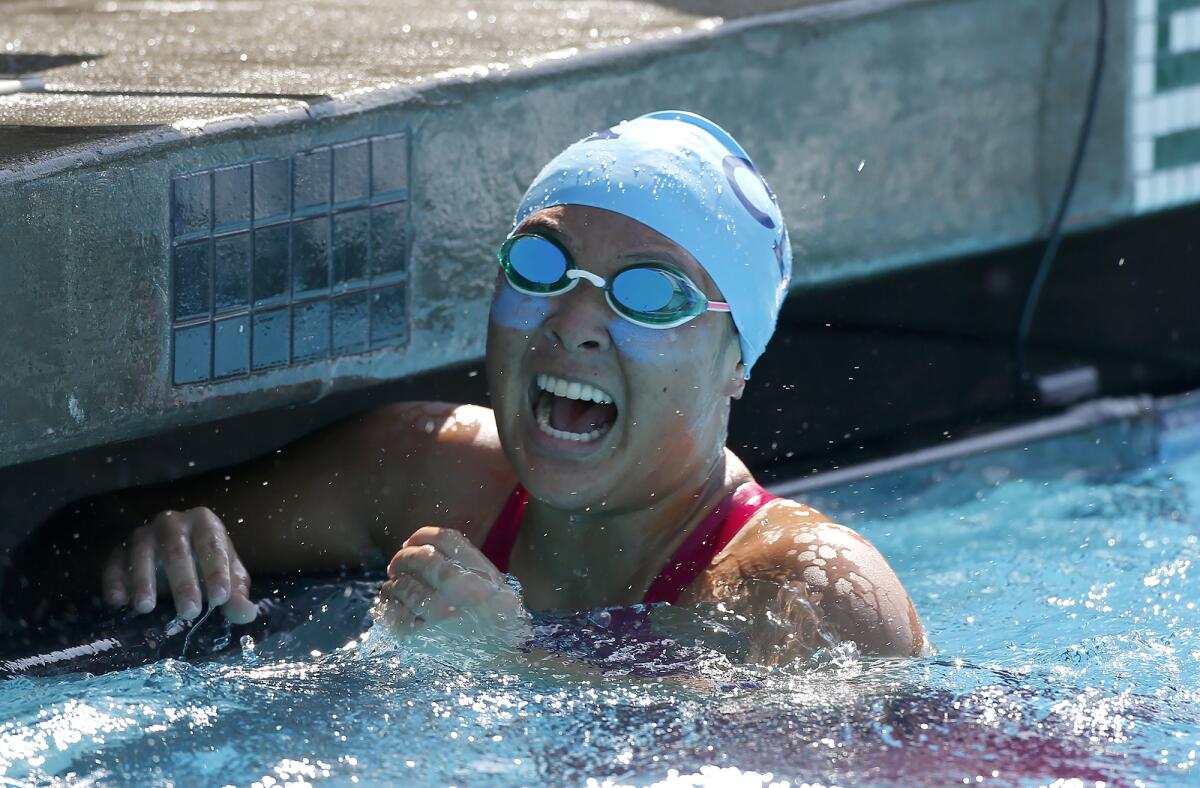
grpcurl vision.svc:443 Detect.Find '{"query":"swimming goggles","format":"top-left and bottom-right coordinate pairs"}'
top-left (498, 233), bottom-right (731, 329)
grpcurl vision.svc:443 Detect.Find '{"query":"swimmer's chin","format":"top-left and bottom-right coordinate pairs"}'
top-left (507, 430), bottom-right (628, 512)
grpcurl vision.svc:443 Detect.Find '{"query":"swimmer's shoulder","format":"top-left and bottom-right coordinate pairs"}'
top-left (354, 402), bottom-right (516, 552)
top-left (363, 401), bottom-right (504, 451)
top-left (683, 480), bottom-right (928, 657)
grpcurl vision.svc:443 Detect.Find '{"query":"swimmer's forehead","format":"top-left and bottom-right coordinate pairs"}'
top-left (515, 205), bottom-right (721, 295)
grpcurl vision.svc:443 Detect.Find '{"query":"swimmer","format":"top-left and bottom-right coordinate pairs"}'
top-left (23, 112), bottom-right (927, 659)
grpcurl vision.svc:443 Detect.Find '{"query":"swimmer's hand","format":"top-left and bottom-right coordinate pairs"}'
top-left (375, 526), bottom-right (530, 643)
top-left (101, 507), bottom-right (258, 624)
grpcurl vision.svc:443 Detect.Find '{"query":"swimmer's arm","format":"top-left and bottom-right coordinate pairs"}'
top-left (765, 508), bottom-right (928, 658)
top-left (358, 402), bottom-right (515, 555)
top-left (110, 408), bottom-right (399, 574)
top-left (9, 405), bottom-right (421, 619)
top-left (689, 504), bottom-right (929, 661)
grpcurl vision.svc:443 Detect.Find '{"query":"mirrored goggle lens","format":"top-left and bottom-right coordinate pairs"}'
top-left (504, 235), bottom-right (569, 292)
top-left (610, 266), bottom-right (703, 325)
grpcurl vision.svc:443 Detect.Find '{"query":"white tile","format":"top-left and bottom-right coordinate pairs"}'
top-left (1171, 8), bottom-right (1200, 54)
top-left (1184, 162), bottom-right (1200, 200)
top-left (1134, 102), bottom-right (1150, 137)
top-left (1164, 170), bottom-right (1181, 204)
top-left (1135, 61), bottom-right (1156, 98)
top-left (1147, 175), bottom-right (1166, 210)
top-left (1139, 85), bottom-right (1200, 135)
top-left (1152, 174), bottom-right (1168, 208)
top-left (1151, 174), bottom-right (1168, 207)
top-left (1134, 138), bottom-right (1154, 174)
top-left (1156, 171), bottom-right (1172, 206)
top-left (1137, 21), bottom-right (1158, 58)
top-left (1178, 167), bottom-right (1194, 202)
top-left (1151, 98), bottom-right (1169, 135)
top-left (1151, 173), bottom-right (1166, 207)
top-left (1134, 177), bottom-right (1155, 211)
top-left (1172, 168), bottom-right (1191, 203)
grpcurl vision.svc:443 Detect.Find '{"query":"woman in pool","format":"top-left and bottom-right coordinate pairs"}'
top-left (84, 112), bottom-right (927, 658)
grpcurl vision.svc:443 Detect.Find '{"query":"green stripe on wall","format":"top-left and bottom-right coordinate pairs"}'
top-left (1159, 0), bottom-right (1200, 57)
top-left (1160, 0), bottom-right (1200, 18)
top-left (1155, 127), bottom-right (1200, 170)
top-left (1157, 50), bottom-right (1200, 92)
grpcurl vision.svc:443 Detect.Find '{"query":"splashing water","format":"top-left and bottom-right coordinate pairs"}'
top-left (1, 451), bottom-right (1198, 785)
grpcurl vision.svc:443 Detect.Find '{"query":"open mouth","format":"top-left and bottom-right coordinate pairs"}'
top-left (530, 373), bottom-right (619, 444)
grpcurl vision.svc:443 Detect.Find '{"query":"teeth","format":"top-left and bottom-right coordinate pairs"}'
top-left (536, 397), bottom-right (604, 442)
top-left (535, 373), bottom-right (613, 405)
top-left (533, 373), bottom-right (615, 443)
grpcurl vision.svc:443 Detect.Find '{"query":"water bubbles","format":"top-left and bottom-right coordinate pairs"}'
top-left (587, 609), bottom-right (612, 628)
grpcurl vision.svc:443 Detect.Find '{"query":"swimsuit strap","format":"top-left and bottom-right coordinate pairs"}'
top-left (642, 481), bottom-right (777, 605)
top-left (480, 484), bottom-right (530, 573)
top-left (480, 481), bottom-right (776, 603)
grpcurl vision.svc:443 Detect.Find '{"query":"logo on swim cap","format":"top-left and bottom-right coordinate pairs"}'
top-left (722, 155), bottom-right (776, 230)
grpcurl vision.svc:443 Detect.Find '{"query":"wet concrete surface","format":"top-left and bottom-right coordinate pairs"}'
top-left (0, 0), bottom-right (837, 166)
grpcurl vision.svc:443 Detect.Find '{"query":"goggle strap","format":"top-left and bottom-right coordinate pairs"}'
top-left (707, 301), bottom-right (731, 312)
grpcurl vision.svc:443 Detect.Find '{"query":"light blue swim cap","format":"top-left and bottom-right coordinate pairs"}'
top-left (513, 110), bottom-right (792, 378)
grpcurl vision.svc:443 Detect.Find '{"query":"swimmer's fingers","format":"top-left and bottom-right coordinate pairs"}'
top-left (220, 546), bottom-right (258, 625)
top-left (374, 593), bottom-right (417, 631)
top-left (127, 525), bottom-right (159, 614)
top-left (101, 544), bottom-right (130, 607)
top-left (383, 573), bottom-right (436, 615)
top-left (387, 544), bottom-right (455, 590)
top-left (376, 575), bottom-right (434, 630)
top-left (113, 507), bottom-right (253, 623)
top-left (189, 509), bottom-right (231, 607)
top-left (402, 527), bottom-right (502, 582)
top-left (159, 513), bottom-right (203, 620)
top-left (388, 543), bottom-right (508, 618)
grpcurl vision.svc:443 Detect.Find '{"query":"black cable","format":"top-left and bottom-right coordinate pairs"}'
top-left (1014, 0), bottom-right (1109, 401)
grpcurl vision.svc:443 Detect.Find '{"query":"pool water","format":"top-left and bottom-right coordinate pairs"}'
top-left (1, 439), bottom-right (1197, 786)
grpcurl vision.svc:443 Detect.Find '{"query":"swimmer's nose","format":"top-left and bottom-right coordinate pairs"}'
top-left (543, 283), bottom-right (612, 353)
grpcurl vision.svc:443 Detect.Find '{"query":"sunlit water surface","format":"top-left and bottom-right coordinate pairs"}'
top-left (2, 450), bottom-right (1198, 787)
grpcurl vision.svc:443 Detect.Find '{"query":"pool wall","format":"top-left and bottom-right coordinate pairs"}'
top-left (0, 0), bottom-right (1138, 472)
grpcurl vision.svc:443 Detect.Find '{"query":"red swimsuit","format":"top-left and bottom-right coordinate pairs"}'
top-left (481, 481), bottom-right (778, 605)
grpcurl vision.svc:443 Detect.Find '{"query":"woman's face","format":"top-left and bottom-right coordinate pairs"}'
top-left (485, 205), bottom-right (744, 513)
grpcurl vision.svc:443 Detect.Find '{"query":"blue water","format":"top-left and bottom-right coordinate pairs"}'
top-left (2, 445), bottom-right (1198, 786)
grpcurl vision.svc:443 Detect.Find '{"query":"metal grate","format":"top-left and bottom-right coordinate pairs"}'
top-left (169, 132), bottom-right (410, 386)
